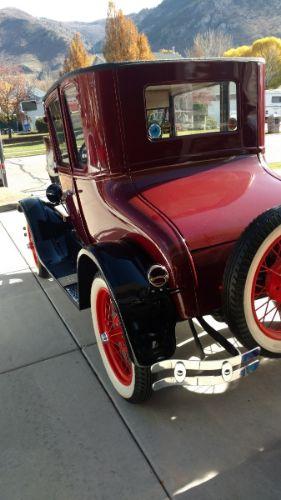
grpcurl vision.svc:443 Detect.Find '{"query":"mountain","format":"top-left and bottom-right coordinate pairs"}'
top-left (0, 8), bottom-right (105, 76)
top-left (135, 0), bottom-right (281, 54)
top-left (1, 1), bottom-right (281, 76)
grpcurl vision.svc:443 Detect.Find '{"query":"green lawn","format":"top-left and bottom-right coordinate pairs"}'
top-left (1, 132), bottom-right (45, 141)
top-left (3, 141), bottom-right (45, 158)
top-left (269, 162), bottom-right (281, 170)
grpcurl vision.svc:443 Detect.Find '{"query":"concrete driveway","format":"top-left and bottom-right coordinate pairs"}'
top-left (1, 208), bottom-right (281, 500)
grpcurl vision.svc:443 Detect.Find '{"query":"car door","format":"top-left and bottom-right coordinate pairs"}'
top-left (46, 90), bottom-right (89, 243)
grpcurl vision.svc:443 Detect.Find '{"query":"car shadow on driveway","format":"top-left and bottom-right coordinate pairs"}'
top-left (84, 320), bottom-right (281, 500)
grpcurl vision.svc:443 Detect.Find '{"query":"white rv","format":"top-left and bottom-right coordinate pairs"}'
top-left (265, 89), bottom-right (281, 118)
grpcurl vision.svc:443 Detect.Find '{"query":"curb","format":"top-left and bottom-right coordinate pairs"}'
top-left (0, 202), bottom-right (19, 213)
top-left (0, 187), bottom-right (26, 214)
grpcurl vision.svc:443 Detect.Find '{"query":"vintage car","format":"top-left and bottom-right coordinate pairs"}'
top-left (19, 58), bottom-right (281, 403)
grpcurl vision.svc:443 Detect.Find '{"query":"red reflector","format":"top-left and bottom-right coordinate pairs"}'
top-left (0, 163), bottom-right (5, 170)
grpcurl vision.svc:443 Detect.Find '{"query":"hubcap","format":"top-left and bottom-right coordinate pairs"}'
top-left (96, 288), bottom-right (133, 385)
top-left (251, 235), bottom-right (281, 340)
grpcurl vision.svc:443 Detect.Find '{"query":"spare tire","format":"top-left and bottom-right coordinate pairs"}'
top-left (223, 206), bottom-right (281, 357)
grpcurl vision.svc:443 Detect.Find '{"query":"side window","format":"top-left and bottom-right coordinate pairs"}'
top-left (64, 85), bottom-right (87, 168)
top-left (48, 99), bottom-right (69, 165)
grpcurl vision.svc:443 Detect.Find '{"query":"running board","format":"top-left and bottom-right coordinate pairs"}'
top-left (151, 346), bottom-right (261, 391)
top-left (64, 283), bottom-right (79, 305)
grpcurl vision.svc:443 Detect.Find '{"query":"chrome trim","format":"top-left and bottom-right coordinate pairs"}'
top-left (151, 346), bottom-right (260, 391)
top-left (147, 264), bottom-right (169, 287)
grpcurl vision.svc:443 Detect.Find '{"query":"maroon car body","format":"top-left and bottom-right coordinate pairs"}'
top-left (19, 58), bottom-right (281, 400)
top-left (45, 59), bottom-right (280, 317)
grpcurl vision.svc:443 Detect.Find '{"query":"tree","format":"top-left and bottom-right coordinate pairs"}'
top-left (137, 33), bottom-right (154, 61)
top-left (186, 30), bottom-right (233, 58)
top-left (103, 1), bottom-right (154, 62)
top-left (0, 65), bottom-right (28, 122)
top-left (225, 37), bottom-right (281, 88)
top-left (62, 33), bottom-right (93, 74)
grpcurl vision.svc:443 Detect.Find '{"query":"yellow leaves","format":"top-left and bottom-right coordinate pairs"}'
top-left (224, 37), bottom-right (281, 88)
top-left (63, 33), bottom-right (93, 74)
top-left (0, 66), bottom-right (27, 121)
top-left (224, 45), bottom-right (252, 57)
top-left (103, 1), bottom-right (154, 62)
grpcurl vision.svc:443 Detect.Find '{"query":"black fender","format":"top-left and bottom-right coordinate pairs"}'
top-left (18, 197), bottom-right (80, 278)
top-left (77, 243), bottom-right (177, 366)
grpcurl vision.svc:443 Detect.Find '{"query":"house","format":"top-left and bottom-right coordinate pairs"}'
top-left (19, 88), bottom-right (45, 132)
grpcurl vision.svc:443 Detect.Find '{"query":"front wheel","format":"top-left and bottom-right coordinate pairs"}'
top-left (224, 207), bottom-right (281, 357)
top-left (90, 275), bottom-right (152, 403)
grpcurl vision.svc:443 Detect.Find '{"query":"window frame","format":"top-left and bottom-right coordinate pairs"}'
top-left (63, 82), bottom-right (88, 172)
top-left (144, 79), bottom-right (239, 142)
top-left (46, 93), bottom-right (71, 169)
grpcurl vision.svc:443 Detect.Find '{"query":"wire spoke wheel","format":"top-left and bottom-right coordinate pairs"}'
top-left (251, 236), bottom-right (281, 340)
top-left (97, 287), bottom-right (133, 386)
top-left (224, 207), bottom-right (281, 356)
top-left (91, 275), bottom-right (152, 402)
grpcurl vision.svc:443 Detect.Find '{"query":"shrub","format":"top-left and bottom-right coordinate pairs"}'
top-left (35, 117), bottom-right (48, 133)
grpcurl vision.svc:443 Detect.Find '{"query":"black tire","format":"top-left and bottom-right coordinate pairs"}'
top-left (223, 206), bottom-right (281, 357)
top-left (90, 274), bottom-right (152, 403)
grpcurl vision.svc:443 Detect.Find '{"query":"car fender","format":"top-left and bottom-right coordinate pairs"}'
top-left (18, 197), bottom-right (75, 275)
top-left (77, 243), bottom-right (177, 366)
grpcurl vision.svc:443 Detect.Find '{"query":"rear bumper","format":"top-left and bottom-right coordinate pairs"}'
top-left (151, 346), bottom-right (260, 391)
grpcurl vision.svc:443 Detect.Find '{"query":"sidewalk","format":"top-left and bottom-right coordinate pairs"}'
top-left (0, 211), bottom-right (166, 500)
top-left (1, 209), bottom-right (281, 499)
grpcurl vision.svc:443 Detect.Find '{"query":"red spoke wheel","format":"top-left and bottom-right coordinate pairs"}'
top-left (91, 275), bottom-right (152, 402)
top-left (27, 224), bottom-right (49, 278)
top-left (224, 207), bottom-right (281, 356)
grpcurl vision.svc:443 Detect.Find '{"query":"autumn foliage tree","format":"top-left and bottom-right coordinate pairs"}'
top-left (186, 30), bottom-right (233, 58)
top-left (225, 37), bottom-right (281, 88)
top-left (0, 65), bottom-right (27, 122)
top-left (103, 1), bottom-right (154, 62)
top-left (62, 33), bottom-right (93, 74)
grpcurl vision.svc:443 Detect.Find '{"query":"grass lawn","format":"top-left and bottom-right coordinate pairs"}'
top-left (269, 162), bottom-right (281, 170)
top-left (3, 141), bottom-right (45, 158)
top-left (1, 132), bottom-right (45, 141)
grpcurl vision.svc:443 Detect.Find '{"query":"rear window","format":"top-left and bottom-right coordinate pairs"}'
top-left (145, 81), bottom-right (237, 140)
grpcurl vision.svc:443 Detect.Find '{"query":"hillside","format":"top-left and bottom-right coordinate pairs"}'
top-left (0, 8), bottom-right (104, 76)
top-left (1, 1), bottom-right (281, 76)
top-left (135, 0), bottom-right (281, 54)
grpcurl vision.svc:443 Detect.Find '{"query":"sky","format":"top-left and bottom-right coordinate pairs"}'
top-left (0, 0), bottom-right (162, 22)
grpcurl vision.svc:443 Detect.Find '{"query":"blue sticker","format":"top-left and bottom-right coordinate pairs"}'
top-left (148, 122), bottom-right (162, 139)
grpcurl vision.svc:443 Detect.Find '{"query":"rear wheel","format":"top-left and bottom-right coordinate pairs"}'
top-left (27, 225), bottom-right (48, 278)
top-left (91, 275), bottom-right (152, 403)
top-left (224, 207), bottom-right (281, 356)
